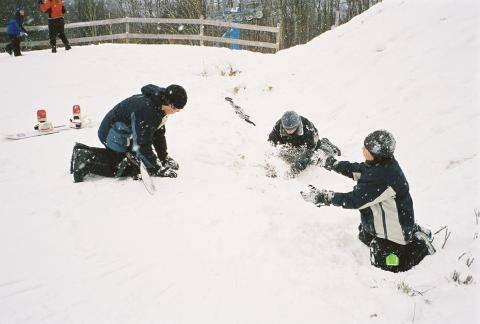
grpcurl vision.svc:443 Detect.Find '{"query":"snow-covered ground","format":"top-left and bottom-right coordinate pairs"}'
top-left (0, 0), bottom-right (478, 322)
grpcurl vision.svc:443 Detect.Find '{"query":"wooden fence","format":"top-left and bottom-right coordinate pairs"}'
top-left (1, 17), bottom-right (281, 53)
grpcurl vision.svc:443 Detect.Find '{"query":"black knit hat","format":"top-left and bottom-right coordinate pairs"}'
top-left (166, 85), bottom-right (187, 109)
top-left (364, 130), bottom-right (396, 159)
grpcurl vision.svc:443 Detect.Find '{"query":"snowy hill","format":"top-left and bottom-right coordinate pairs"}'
top-left (0, 0), bottom-right (478, 323)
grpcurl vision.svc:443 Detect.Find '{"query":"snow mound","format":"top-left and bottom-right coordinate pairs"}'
top-left (0, 0), bottom-right (478, 323)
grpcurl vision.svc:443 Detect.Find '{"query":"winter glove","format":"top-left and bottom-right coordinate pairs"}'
top-left (291, 154), bottom-right (311, 173)
top-left (19, 32), bottom-right (28, 37)
top-left (153, 167), bottom-right (177, 178)
top-left (312, 150), bottom-right (338, 170)
top-left (161, 155), bottom-right (179, 170)
top-left (318, 138), bottom-right (341, 157)
top-left (300, 185), bottom-right (335, 207)
top-left (323, 156), bottom-right (338, 171)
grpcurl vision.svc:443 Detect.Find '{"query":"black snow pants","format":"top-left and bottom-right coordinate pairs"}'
top-left (48, 17), bottom-right (70, 50)
top-left (358, 225), bottom-right (431, 273)
top-left (71, 143), bottom-right (139, 182)
top-left (5, 35), bottom-right (22, 56)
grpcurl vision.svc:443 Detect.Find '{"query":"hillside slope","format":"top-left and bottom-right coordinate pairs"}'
top-left (0, 0), bottom-right (478, 323)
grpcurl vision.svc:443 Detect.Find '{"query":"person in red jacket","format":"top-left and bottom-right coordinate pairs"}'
top-left (38, 0), bottom-right (71, 53)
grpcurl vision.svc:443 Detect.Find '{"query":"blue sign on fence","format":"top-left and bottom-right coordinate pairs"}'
top-left (223, 27), bottom-right (240, 50)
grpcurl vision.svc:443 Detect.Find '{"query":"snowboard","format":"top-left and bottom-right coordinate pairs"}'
top-left (225, 97), bottom-right (256, 126)
top-left (5, 106), bottom-right (92, 140)
top-left (6, 124), bottom-right (88, 140)
top-left (139, 161), bottom-right (156, 195)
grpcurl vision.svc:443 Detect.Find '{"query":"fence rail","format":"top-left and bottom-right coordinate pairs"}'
top-left (1, 17), bottom-right (281, 52)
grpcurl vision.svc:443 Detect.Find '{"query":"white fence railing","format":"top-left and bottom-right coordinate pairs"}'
top-left (1, 17), bottom-right (281, 52)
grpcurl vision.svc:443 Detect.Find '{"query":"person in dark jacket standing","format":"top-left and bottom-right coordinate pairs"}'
top-left (70, 84), bottom-right (187, 183)
top-left (301, 130), bottom-right (435, 272)
top-left (38, 0), bottom-right (71, 53)
top-left (5, 5), bottom-right (27, 57)
top-left (267, 110), bottom-right (341, 176)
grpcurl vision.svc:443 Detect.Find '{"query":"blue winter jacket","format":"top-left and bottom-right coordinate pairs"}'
top-left (6, 15), bottom-right (25, 36)
top-left (331, 158), bottom-right (415, 245)
top-left (98, 84), bottom-right (169, 172)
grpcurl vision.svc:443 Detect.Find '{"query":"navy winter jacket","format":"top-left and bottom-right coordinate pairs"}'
top-left (98, 85), bottom-right (169, 171)
top-left (331, 158), bottom-right (415, 245)
top-left (6, 15), bottom-right (26, 36)
top-left (268, 116), bottom-right (319, 150)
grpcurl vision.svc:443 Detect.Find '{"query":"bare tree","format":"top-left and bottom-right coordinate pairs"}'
top-left (73, 0), bottom-right (108, 36)
top-left (2, 0), bottom-right (383, 52)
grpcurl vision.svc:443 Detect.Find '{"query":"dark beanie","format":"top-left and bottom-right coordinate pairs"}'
top-left (364, 130), bottom-right (396, 159)
top-left (166, 85), bottom-right (187, 109)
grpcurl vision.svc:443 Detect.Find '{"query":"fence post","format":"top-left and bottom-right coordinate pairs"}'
top-left (275, 23), bottom-right (282, 52)
top-left (199, 15), bottom-right (204, 46)
top-left (109, 13), bottom-right (113, 43)
top-left (125, 17), bottom-right (130, 43)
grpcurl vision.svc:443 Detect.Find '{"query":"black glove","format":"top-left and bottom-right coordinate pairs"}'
top-left (318, 138), bottom-right (341, 157)
top-left (313, 150), bottom-right (338, 171)
top-left (323, 156), bottom-right (338, 171)
top-left (292, 156), bottom-right (309, 173)
top-left (161, 155), bottom-right (179, 170)
top-left (300, 185), bottom-right (335, 207)
top-left (153, 166), bottom-right (177, 178)
top-left (332, 146), bottom-right (341, 156)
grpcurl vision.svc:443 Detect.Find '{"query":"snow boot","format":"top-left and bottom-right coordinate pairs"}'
top-left (358, 224), bottom-right (375, 247)
top-left (71, 144), bottom-right (93, 183)
top-left (413, 225), bottom-right (436, 255)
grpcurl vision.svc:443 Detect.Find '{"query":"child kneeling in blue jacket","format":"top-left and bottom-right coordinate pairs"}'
top-left (301, 130), bottom-right (435, 272)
